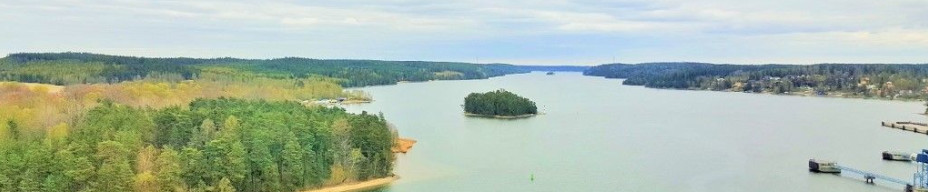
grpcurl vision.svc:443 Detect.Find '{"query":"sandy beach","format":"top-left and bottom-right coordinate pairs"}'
top-left (302, 176), bottom-right (399, 192)
top-left (392, 138), bottom-right (416, 153)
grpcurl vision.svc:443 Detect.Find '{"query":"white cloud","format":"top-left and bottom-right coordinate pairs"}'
top-left (761, 28), bottom-right (928, 47)
top-left (2, 0), bottom-right (928, 64)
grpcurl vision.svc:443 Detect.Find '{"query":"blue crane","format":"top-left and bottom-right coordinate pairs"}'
top-left (910, 150), bottom-right (928, 191)
top-left (878, 125), bottom-right (928, 192)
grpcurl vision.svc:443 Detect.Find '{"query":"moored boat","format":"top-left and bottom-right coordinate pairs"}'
top-left (882, 151), bottom-right (914, 161)
top-left (809, 159), bottom-right (841, 173)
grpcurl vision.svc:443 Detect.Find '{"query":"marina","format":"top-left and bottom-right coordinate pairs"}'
top-left (810, 121), bottom-right (928, 191)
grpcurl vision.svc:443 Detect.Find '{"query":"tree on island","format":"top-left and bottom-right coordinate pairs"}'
top-left (464, 89), bottom-right (537, 117)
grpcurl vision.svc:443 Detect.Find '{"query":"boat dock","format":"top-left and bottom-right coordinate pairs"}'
top-left (882, 121), bottom-right (928, 134)
top-left (807, 121), bottom-right (928, 192)
top-left (810, 159), bottom-right (914, 189)
top-left (836, 165), bottom-right (912, 186)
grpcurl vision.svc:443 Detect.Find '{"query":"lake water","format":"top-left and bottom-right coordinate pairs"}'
top-left (341, 72), bottom-right (928, 192)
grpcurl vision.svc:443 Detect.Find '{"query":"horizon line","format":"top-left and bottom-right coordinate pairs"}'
top-left (5, 52), bottom-right (928, 66)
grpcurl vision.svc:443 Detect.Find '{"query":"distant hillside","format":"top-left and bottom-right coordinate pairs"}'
top-left (0, 52), bottom-right (529, 87)
top-left (585, 62), bottom-right (928, 100)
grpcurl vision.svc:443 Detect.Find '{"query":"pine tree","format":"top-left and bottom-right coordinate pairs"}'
top-left (58, 148), bottom-right (94, 191)
top-left (180, 147), bottom-right (206, 188)
top-left (226, 141), bottom-right (248, 189)
top-left (92, 141), bottom-right (134, 191)
top-left (281, 132), bottom-right (305, 191)
top-left (221, 116), bottom-right (241, 141)
top-left (19, 144), bottom-right (51, 192)
top-left (155, 147), bottom-right (184, 192)
top-left (216, 177), bottom-right (236, 192)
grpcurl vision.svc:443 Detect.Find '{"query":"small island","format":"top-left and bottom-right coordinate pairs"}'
top-left (463, 89), bottom-right (538, 119)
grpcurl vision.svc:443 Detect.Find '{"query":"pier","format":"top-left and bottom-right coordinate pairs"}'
top-left (882, 121), bottom-right (928, 134)
top-left (808, 121), bottom-right (928, 192)
top-left (836, 165), bottom-right (911, 186)
top-left (810, 160), bottom-right (919, 191)
top-left (809, 159), bottom-right (911, 186)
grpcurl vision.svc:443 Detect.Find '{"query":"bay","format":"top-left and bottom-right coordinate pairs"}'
top-left (342, 72), bottom-right (928, 192)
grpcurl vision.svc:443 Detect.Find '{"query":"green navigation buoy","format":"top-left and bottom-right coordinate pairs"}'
top-left (531, 173), bottom-right (535, 183)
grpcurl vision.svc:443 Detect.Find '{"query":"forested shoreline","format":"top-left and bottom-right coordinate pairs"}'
top-left (0, 52), bottom-right (456, 192)
top-left (0, 98), bottom-right (394, 192)
top-left (0, 52), bottom-right (530, 87)
top-left (0, 70), bottom-right (397, 192)
top-left (585, 62), bottom-right (928, 100)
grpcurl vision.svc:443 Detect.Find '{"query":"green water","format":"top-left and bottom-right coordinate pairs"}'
top-left (342, 72), bottom-right (928, 191)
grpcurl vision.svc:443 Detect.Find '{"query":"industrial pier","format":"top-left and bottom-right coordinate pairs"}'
top-left (808, 121), bottom-right (928, 192)
top-left (882, 121), bottom-right (928, 134)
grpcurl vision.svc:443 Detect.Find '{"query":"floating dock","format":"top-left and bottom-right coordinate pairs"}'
top-left (882, 121), bottom-right (928, 134)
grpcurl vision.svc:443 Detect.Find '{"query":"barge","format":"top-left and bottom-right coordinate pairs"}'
top-left (809, 159), bottom-right (841, 173)
top-left (883, 151), bottom-right (915, 161)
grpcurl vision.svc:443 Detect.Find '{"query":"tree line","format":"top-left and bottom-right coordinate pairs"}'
top-left (464, 89), bottom-right (538, 116)
top-left (0, 52), bottom-right (529, 87)
top-left (0, 98), bottom-right (395, 192)
top-left (585, 62), bottom-right (928, 99)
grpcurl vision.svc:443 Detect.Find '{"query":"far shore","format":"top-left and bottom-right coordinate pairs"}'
top-left (302, 176), bottom-right (399, 192)
top-left (744, 90), bottom-right (925, 102)
top-left (464, 112), bottom-right (537, 119)
top-left (626, 84), bottom-right (926, 103)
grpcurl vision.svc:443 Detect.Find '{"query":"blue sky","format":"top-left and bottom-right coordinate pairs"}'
top-left (2, 0), bottom-right (928, 65)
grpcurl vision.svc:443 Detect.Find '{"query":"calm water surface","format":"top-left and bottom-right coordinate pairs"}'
top-left (342, 72), bottom-right (928, 192)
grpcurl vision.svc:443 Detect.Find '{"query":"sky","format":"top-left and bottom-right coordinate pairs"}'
top-left (2, 0), bottom-right (928, 65)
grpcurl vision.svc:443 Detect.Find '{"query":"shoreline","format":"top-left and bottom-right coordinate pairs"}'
top-left (340, 99), bottom-right (373, 104)
top-left (302, 176), bottom-right (399, 192)
top-left (392, 138), bottom-right (416, 153)
top-left (623, 84), bottom-right (925, 103)
top-left (464, 112), bottom-right (537, 119)
top-left (737, 89), bottom-right (924, 102)
top-left (592, 77), bottom-right (925, 103)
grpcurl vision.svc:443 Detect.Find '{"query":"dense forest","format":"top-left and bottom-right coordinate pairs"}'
top-left (0, 52), bottom-right (529, 87)
top-left (0, 98), bottom-right (394, 192)
top-left (585, 62), bottom-right (928, 99)
top-left (0, 52), bottom-right (560, 191)
top-left (0, 52), bottom-right (503, 192)
top-left (463, 89), bottom-right (538, 117)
